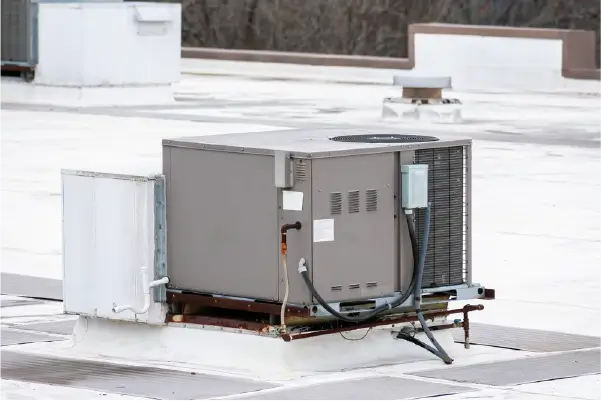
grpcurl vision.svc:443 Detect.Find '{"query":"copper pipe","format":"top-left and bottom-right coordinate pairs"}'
top-left (280, 221), bottom-right (301, 255)
top-left (282, 304), bottom-right (484, 342)
top-left (166, 291), bottom-right (310, 317)
top-left (463, 304), bottom-right (471, 349)
top-left (280, 222), bottom-right (302, 234)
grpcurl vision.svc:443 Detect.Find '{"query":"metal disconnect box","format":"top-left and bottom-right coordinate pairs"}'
top-left (163, 129), bottom-right (471, 306)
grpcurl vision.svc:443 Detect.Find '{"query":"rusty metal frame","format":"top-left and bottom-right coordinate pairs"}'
top-left (0, 64), bottom-right (33, 72)
top-left (281, 304), bottom-right (484, 341)
top-left (166, 291), bottom-right (311, 318)
top-left (166, 301), bottom-right (484, 344)
top-left (167, 288), bottom-right (493, 318)
top-left (166, 314), bottom-right (272, 334)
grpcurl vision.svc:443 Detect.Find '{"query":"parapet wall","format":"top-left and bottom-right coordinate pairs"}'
top-left (183, 23), bottom-right (600, 93)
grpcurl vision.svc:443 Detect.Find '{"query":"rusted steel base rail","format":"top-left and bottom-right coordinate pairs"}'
top-left (166, 289), bottom-right (487, 318)
top-left (1, 65), bottom-right (35, 82)
top-left (1, 64), bottom-right (34, 73)
top-left (281, 304), bottom-right (484, 341)
top-left (167, 314), bottom-right (273, 334)
top-left (167, 303), bottom-right (484, 343)
top-left (167, 291), bottom-right (310, 318)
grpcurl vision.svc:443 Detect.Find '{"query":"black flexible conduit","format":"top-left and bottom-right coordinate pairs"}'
top-left (408, 204), bottom-right (454, 364)
top-left (298, 212), bottom-right (419, 323)
top-left (406, 213), bottom-right (420, 274)
top-left (300, 270), bottom-right (411, 323)
top-left (298, 202), bottom-right (454, 363)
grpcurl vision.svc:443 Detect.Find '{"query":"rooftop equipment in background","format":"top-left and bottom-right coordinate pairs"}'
top-left (382, 76), bottom-right (462, 123)
top-left (1, 0), bottom-right (179, 107)
top-left (1, 0), bottom-right (37, 81)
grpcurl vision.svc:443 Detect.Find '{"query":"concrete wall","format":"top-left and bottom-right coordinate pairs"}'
top-left (412, 33), bottom-right (592, 93)
top-left (182, 23), bottom-right (600, 93)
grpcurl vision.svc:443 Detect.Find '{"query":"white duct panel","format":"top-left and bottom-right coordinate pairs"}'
top-left (61, 170), bottom-right (167, 325)
top-left (35, 2), bottom-right (181, 87)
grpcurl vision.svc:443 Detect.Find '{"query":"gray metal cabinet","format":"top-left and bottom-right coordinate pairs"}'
top-left (1, 0), bottom-right (36, 76)
top-left (162, 129), bottom-right (472, 306)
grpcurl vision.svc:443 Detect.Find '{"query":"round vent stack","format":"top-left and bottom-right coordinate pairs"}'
top-left (382, 76), bottom-right (462, 123)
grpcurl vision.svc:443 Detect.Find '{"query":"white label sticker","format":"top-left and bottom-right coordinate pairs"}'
top-left (282, 191), bottom-right (304, 211)
top-left (313, 219), bottom-right (334, 242)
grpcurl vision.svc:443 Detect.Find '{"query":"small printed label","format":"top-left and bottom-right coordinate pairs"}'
top-left (313, 219), bottom-right (334, 242)
top-left (282, 191), bottom-right (304, 211)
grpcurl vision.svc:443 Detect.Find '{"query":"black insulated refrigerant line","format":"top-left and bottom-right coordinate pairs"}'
top-left (297, 203), bottom-right (454, 364)
top-left (298, 216), bottom-right (418, 322)
top-left (398, 203), bottom-right (454, 364)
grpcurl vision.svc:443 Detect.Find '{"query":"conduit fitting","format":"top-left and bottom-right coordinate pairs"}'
top-left (298, 258), bottom-right (307, 274)
top-left (280, 221), bottom-right (301, 255)
top-left (112, 266), bottom-right (169, 315)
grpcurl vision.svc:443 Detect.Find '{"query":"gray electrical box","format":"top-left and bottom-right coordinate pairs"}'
top-left (163, 129), bottom-right (471, 306)
top-left (401, 164), bottom-right (429, 209)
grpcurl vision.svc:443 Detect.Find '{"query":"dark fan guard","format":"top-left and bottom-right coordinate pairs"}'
top-left (330, 134), bottom-right (440, 143)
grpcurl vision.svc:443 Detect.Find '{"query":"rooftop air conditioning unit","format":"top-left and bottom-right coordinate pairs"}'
top-left (161, 128), bottom-right (493, 363)
top-left (1, 0), bottom-right (37, 80)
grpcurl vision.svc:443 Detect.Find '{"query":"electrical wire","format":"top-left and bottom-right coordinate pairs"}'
top-left (340, 327), bottom-right (373, 341)
top-left (279, 222), bottom-right (301, 333)
top-left (298, 210), bottom-right (420, 324)
top-left (280, 254), bottom-right (290, 332)
top-left (297, 200), bottom-right (454, 363)
top-left (299, 268), bottom-right (414, 323)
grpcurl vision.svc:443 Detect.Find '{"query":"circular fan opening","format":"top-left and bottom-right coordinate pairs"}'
top-left (330, 134), bottom-right (440, 143)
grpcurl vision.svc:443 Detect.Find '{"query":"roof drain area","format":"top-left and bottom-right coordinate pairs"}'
top-left (382, 76), bottom-right (462, 123)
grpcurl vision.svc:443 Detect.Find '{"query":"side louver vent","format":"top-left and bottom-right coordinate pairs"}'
top-left (414, 146), bottom-right (467, 288)
top-left (348, 190), bottom-right (360, 213)
top-left (295, 161), bottom-right (307, 182)
top-left (365, 189), bottom-right (378, 212)
top-left (330, 192), bottom-right (342, 215)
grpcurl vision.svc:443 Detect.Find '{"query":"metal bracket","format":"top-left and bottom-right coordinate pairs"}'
top-left (309, 284), bottom-right (492, 317)
top-left (153, 175), bottom-right (167, 302)
top-left (310, 293), bottom-right (415, 318)
top-left (420, 284), bottom-right (488, 305)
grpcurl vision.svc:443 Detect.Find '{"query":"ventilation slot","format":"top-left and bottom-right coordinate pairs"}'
top-left (295, 161), bottom-right (307, 182)
top-left (349, 284), bottom-right (360, 290)
top-left (365, 189), bottom-right (378, 212)
top-left (348, 190), bottom-right (360, 213)
top-left (366, 282), bottom-right (378, 288)
top-left (331, 285), bottom-right (342, 292)
top-left (414, 146), bottom-right (467, 289)
top-left (330, 192), bottom-right (342, 215)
